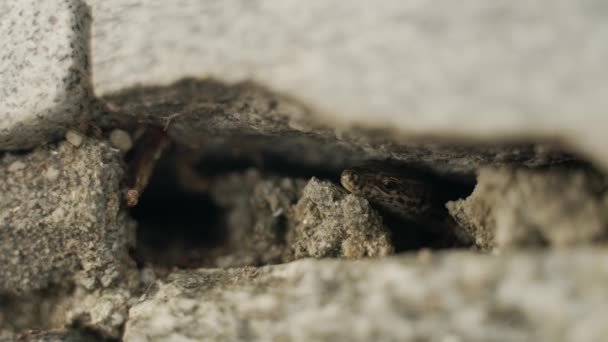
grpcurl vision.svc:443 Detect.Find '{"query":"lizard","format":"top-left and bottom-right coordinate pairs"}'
top-left (340, 164), bottom-right (471, 247)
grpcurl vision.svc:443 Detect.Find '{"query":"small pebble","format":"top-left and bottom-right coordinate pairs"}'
top-left (65, 130), bottom-right (84, 147)
top-left (8, 161), bottom-right (26, 172)
top-left (44, 166), bottom-right (60, 181)
top-left (109, 129), bottom-right (133, 152)
top-left (111, 313), bottom-right (125, 326)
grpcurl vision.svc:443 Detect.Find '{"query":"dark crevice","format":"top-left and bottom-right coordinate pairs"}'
top-left (128, 142), bottom-right (480, 270)
top-left (129, 154), bottom-right (225, 269)
top-left (128, 146), bottom-right (347, 270)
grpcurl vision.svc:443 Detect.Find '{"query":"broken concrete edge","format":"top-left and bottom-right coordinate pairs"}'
top-left (1, 1), bottom-right (602, 172)
top-left (123, 247), bottom-right (608, 341)
top-left (447, 166), bottom-right (608, 251)
top-left (1, 1), bottom-right (603, 173)
top-left (0, 0), bottom-right (95, 150)
top-left (86, 0), bottom-right (608, 172)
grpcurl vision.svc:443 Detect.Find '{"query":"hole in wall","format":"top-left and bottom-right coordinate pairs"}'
top-left (128, 154), bottom-right (225, 269)
top-left (127, 145), bottom-right (344, 270)
top-left (126, 141), bottom-right (480, 270)
top-left (104, 78), bottom-right (596, 267)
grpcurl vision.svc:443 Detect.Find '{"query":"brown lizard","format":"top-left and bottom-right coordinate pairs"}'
top-left (340, 165), bottom-right (471, 247)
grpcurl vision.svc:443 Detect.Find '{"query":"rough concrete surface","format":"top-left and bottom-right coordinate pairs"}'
top-left (101, 79), bottom-right (571, 177)
top-left (124, 248), bottom-right (608, 342)
top-left (447, 167), bottom-right (608, 251)
top-left (89, 0), bottom-right (608, 169)
top-left (0, 137), bottom-right (137, 337)
top-left (2, 1), bottom-right (608, 341)
top-left (288, 177), bottom-right (393, 259)
top-left (0, 0), bottom-right (94, 150)
top-left (208, 170), bottom-right (392, 265)
top-left (0, 137), bottom-right (134, 294)
top-left (209, 168), bottom-right (307, 267)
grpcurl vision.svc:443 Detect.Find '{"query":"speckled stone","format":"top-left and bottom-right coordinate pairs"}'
top-left (208, 169), bottom-right (308, 267)
top-left (0, 0), bottom-right (94, 150)
top-left (0, 137), bottom-right (135, 294)
top-left (447, 167), bottom-right (608, 251)
top-left (288, 177), bottom-right (393, 259)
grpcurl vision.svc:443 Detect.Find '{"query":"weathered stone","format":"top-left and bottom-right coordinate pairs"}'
top-left (0, 138), bottom-right (134, 294)
top-left (63, 284), bottom-right (134, 338)
top-left (124, 248), bottom-right (608, 342)
top-left (209, 168), bottom-right (307, 267)
top-left (447, 168), bottom-right (608, 251)
top-left (0, 0), bottom-right (94, 149)
top-left (288, 177), bottom-right (393, 259)
top-left (100, 79), bottom-right (568, 177)
top-left (89, 0), bottom-right (608, 169)
top-left (2, 1), bottom-right (608, 340)
top-left (0, 137), bottom-right (138, 338)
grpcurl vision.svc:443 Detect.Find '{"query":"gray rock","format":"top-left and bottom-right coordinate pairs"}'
top-left (190, 169), bottom-right (391, 266)
top-left (0, 138), bottom-right (134, 294)
top-left (447, 168), bottom-right (608, 251)
top-left (209, 169), bottom-right (307, 267)
top-left (124, 248), bottom-right (608, 342)
top-left (0, 0), bottom-right (95, 150)
top-left (89, 0), bottom-right (608, 169)
top-left (0, 137), bottom-right (138, 337)
top-left (288, 177), bottom-right (393, 259)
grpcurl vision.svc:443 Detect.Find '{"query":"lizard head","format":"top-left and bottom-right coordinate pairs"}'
top-left (341, 167), bottom-right (402, 200)
top-left (340, 166), bottom-right (433, 220)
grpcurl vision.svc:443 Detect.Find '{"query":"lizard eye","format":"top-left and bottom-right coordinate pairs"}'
top-left (381, 180), bottom-right (397, 191)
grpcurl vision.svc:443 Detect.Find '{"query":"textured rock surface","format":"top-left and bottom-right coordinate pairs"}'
top-left (209, 169), bottom-right (307, 267)
top-left (447, 168), bottom-right (608, 251)
top-left (208, 170), bottom-right (392, 265)
top-left (0, 0), bottom-right (94, 149)
top-left (0, 138), bottom-right (134, 294)
top-left (89, 0), bottom-right (608, 168)
top-left (288, 177), bottom-right (393, 259)
top-left (124, 248), bottom-right (608, 342)
top-left (101, 79), bottom-right (570, 177)
top-left (0, 137), bottom-right (137, 337)
top-left (3, 1), bottom-right (608, 340)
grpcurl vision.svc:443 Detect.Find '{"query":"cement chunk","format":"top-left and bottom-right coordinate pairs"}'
top-left (288, 177), bottom-right (393, 259)
top-left (447, 168), bottom-right (608, 251)
top-left (0, 138), bottom-right (134, 294)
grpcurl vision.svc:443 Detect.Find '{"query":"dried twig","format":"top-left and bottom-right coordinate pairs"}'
top-left (125, 126), bottom-right (171, 207)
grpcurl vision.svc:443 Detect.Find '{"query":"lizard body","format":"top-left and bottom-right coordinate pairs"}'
top-left (340, 165), bottom-right (447, 222)
top-left (340, 165), bottom-right (472, 248)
